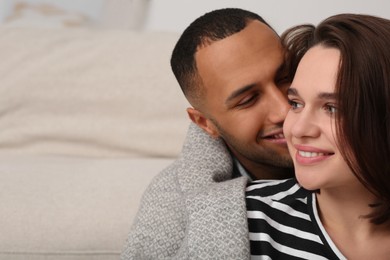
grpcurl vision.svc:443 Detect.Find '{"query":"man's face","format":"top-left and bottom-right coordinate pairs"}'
top-left (193, 20), bottom-right (293, 176)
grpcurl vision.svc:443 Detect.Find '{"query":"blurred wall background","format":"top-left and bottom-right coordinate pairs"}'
top-left (145, 0), bottom-right (390, 34)
top-left (0, 0), bottom-right (148, 29)
top-left (0, 0), bottom-right (389, 33)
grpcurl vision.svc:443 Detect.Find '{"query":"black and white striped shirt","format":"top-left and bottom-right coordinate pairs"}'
top-left (246, 178), bottom-right (346, 260)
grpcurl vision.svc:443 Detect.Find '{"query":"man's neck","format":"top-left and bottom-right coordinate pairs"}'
top-left (226, 144), bottom-right (294, 180)
top-left (238, 156), bottom-right (294, 180)
top-left (250, 164), bottom-right (294, 180)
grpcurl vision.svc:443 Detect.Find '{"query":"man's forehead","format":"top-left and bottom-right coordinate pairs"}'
top-left (196, 27), bottom-right (281, 73)
top-left (194, 20), bottom-right (283, 106)
top-left (196, 20), bottom-right (279, 50)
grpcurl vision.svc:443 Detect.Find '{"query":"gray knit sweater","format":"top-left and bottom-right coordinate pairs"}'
top-left (120, 123), bottom-right (250, 259)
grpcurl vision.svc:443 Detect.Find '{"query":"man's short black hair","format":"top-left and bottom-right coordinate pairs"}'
top-left (170, 8), bottom-right (273, 105)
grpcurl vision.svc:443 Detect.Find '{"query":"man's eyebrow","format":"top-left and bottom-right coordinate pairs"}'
top-left (225, 84), bottom-right (256, 105)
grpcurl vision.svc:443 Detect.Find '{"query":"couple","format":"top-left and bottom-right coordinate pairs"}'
top-left (122, 8), bottom-right (390, 259)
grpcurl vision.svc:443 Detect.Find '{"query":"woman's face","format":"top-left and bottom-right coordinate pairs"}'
top-left (283, 45), bottom-right (356, 191)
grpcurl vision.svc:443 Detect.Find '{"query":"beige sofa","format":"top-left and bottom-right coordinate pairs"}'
top-left (0, 26), bottom-right (189, 259)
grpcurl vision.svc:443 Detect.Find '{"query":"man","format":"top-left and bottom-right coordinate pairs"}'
top-left (121, 8), bottom-right (294, 259)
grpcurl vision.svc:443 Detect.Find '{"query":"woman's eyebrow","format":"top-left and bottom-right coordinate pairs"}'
top-left (287, 88), bottom-right (298, 96)
top-left (288, 88), bottom-right (336, 100)
top-left (318, 92), bottom-right (336, 100)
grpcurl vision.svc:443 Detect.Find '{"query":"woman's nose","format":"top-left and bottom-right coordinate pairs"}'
top-left (290, 109), bottom-right (321, 139)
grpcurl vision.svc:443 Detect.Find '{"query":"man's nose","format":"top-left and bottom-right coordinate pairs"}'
top-left (268, 87), bottom-right (290, 123)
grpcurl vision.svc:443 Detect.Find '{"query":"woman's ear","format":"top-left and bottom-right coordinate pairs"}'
top-left (186, 107), bottom-right (219, 138)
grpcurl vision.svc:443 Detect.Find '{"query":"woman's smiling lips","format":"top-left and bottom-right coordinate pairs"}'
top-left (293, 144), bottom-right (334, 165)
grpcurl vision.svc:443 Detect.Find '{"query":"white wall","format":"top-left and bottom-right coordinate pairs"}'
top-left (0, 1), bottom-right (13, 22)
top-left (1, 0), bottom-right (389, 33)
top-left (3, 0), bottom-right (104, 20)
top-left (0, 0), bottom-right (148, 29)
top-left (144, 0), bottom-right (390, 34)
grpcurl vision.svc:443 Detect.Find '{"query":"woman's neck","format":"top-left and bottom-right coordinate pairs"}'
top-left (316, 185), bottom-right (390, 259)
top-left (317, 184), bottom-right (375, 230)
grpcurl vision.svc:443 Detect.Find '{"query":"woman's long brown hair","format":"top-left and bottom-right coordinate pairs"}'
top-left (282, 13), bottom-right (390, 224)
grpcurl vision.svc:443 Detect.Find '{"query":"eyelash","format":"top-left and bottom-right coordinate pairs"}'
top-left (323, 104), bottom-right (337, 115)
top-left (288, 99), bottom-right (302, 110)
top-left (237, 94), bottom-right (259, 108)
top-left (288, 99), bottom-right (338, 115)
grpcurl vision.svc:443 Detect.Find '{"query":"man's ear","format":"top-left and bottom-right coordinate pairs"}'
top-left (187, 107), bottom-right (219, 138)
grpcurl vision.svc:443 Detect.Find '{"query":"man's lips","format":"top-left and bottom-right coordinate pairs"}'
top-left (261, 130), bottom-right (287, 144)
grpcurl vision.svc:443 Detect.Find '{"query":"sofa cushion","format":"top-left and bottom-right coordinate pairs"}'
top-left (0, 27), bottom-right (189, 158)
top-left (0, 154), bottom-right (173, 259)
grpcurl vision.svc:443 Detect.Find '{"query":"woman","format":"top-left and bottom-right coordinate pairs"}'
top-left (246, 14), bottom-right (390, 259)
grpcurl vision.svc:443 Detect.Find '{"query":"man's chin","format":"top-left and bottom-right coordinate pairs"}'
top-left (257, 147), bottom-right (293, 168)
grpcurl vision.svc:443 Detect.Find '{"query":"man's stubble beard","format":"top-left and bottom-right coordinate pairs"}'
top-left (211, 118), bottom-right (293, 169)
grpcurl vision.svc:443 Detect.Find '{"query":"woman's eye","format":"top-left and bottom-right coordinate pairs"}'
top-left (324, 104), bottom-right (337, 114)
top-left (288, 99), bottom-right (303, 110)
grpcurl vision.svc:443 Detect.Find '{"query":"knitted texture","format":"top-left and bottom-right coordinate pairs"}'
top-left (120, 123), bottom-right (250, 259)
